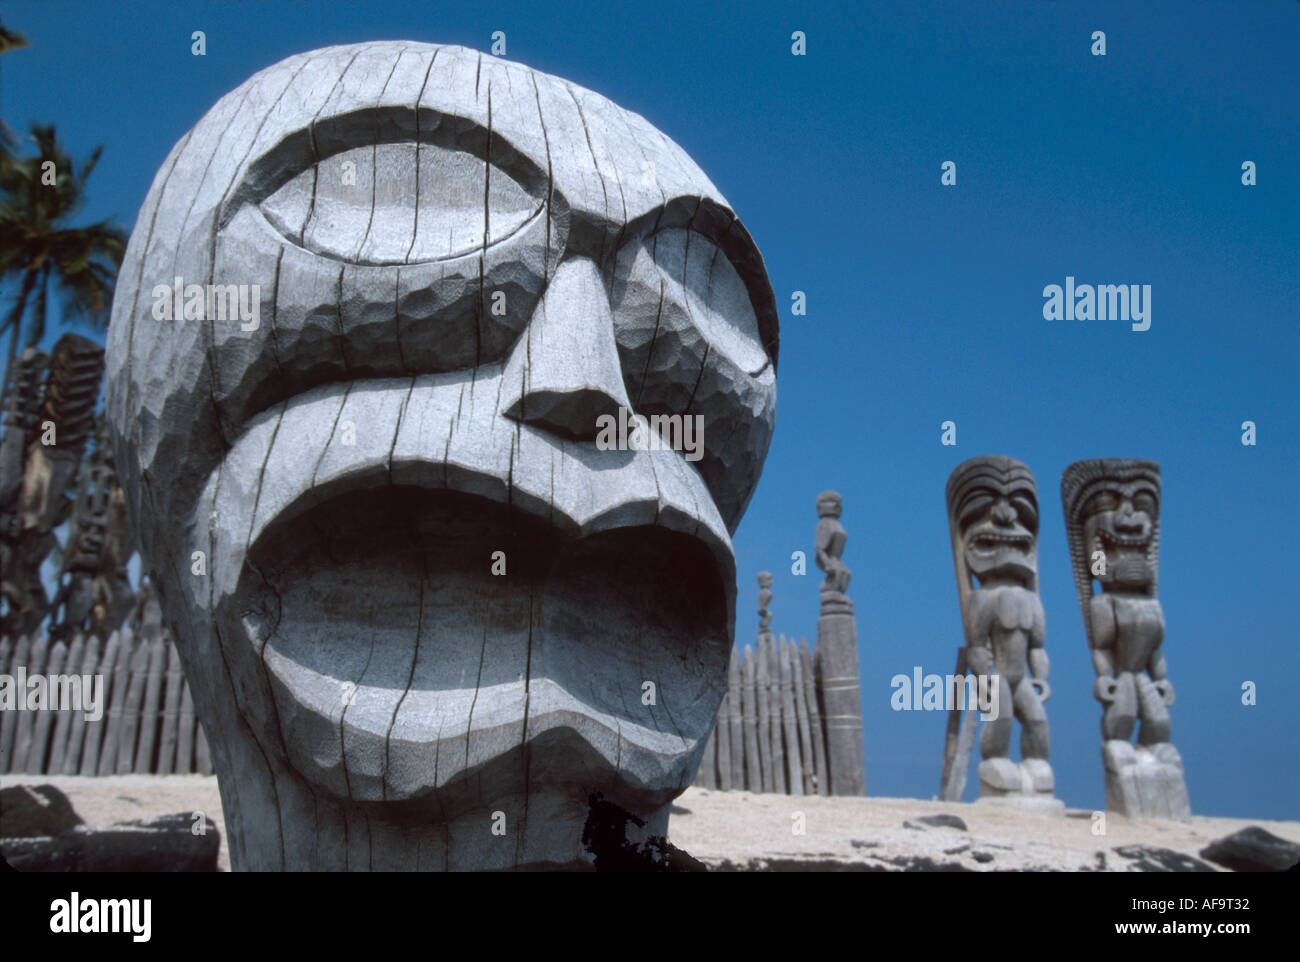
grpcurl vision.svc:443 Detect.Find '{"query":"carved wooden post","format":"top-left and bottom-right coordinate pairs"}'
top-left (727, 646), bottom-right (744, 789)
top-left (742, 646), bottom-right (760, 792)
top-left (62, 633), bottom-right (100, 774)
top-left (10, 632), bottom-right (49, 773)
top-left (800, 637), bottom-right (828, 796)
top-left (945, 456), bottom-right (1061, 814)
top-left (97, 627), bottom-right (133, 775)
top-left (47, 633), bottom-right (85, 775)
top-left (1063, 458), bottom-right (1189, 818)
top-left (117, 637), bottom-right (150, 774)
top-left (767, 634), bottom-right (785, 793)
top-left (157, 639), bottom-right (183, 774)
top-left (756, 636), bottom-right (772, 792)
top-left (814, 492), bottom-right (865, 796)
top-left (790, 634), bottom-right (815, 794)
top-left (134, 633), bottom-right (167, 772)
top-left (0, 634), bottom-right (31, 770)
top-left (26, 637), bottom-right (68, 773)
top-left (81, 630), bottom-right (119, 775)
top-left (778, 636), bottom-right (802, 795)
top-left (716, 692), bottom-right (732, 790)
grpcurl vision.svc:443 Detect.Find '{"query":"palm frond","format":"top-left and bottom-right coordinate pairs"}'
top-left (0, 23), bottom-right (29, 56)
top-left (0, 122), bottom-right (125, 357)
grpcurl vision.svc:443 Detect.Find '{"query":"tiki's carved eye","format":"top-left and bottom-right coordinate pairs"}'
top-left (259, 142), bottom-right (542, 265)
top-left (1086, 491), bottom-right (1119, 515)
top-left (1010, 494), bottom-right (1038, 531)
top-left (613, 228), bottom-right (768, 375)
top-left (957, 491), bottom-right (995, 530)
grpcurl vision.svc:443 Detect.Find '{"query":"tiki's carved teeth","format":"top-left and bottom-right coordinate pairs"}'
top-left (1099, 528), bottom-right (1151, 549)
top-left (973, 533), bottom-right (1031, 547)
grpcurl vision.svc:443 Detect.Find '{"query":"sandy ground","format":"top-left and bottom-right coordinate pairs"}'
top-left (4, 775), bottom-right (1296, 871)
top-left (669, 788), bottom-right (1300, 870)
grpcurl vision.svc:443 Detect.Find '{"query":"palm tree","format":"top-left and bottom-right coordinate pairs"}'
top-left (0, 124), bottom-right (127, 390)
top-left (0, 22), bottom-right (29, 169)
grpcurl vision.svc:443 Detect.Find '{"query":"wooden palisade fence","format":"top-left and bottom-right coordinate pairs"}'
top-left (694, 632), bottom-right (832, 796)
top-left (0, 627), bottom-right (212, 776)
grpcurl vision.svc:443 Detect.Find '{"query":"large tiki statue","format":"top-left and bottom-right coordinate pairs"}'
top-left (942, 456), bottom-right (1059, 812)
top-left (51, 420), bottom-right (136, 642)
top-left (1, 336), bottom-right (106, 639)
top-left (106, 42), bottom-right (778, 869)
top-left (1061, 459), bottom-right (1190, 818)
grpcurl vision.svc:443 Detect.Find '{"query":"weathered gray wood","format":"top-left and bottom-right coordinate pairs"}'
top-left (0, 633), bottom-right (32, 771)
top-left (801, 638), bottom-right (829, 796)
top-left (767, 634), bottom-right (786, 794)
top-left (156, 639), bottom-right (183, 774)
top-left (0, 636), bottom-right (9, 767)
top-left (133, 634), bottom-right (167, 772)
top-left (951, 699), bottom-right (979, 801)
top-left (791, 632), bottom-right (816, 794)
top-left (779, 637), bottom-right (803, 795)
top-left (80, 631), bottom-right (118, 775)
top-left (697, 723), bottom-right (717, 788)
top-left (726, 645), bottom-right (744, 790)
top-left (815, 491), bottom-right (867, 796)
top-left (47, 634), bottom-right (85, 775)
top-left (61, 633), bottom-right (100, 774)
top-left (940, 646), bottom-right (973, 801)
top-left (26, 638), bottom-right (68, 773)
top-left (10, 632), bottom-right (50, 773)
top-left (176, 677), bottom-right (196, 773)
top-left (195, 720), bottom-right (213, 775)
top-left (117, 637), bottom-right (151, 773)
top-left (1064, 458), bottom-right (1182, 817)
top-left (716, 692), bottom-right (732, 790)
top-left (756, 637), bottom-right (772, 792)
top-left (103, 40), bottom-right (781, 868)
top-left (96, 628), bottom-right (133, 775)
top-left (741, 646), bottom-right (760, 792)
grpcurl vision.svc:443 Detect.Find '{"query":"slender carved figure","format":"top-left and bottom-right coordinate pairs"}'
top-left (1062, 458), bottom-right (1189, 818)
top-left (943, 456), bottom-right (1059, 811)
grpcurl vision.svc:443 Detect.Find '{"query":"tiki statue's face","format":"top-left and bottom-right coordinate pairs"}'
top-left (1061, 458), bottom-right (1162, 607)
top-left (1080, 480), bottom-right (1159, 590)
top-left (105, 41), bottom-right (777, 859)
top-left (947, 456), bottom-right (1038, 589)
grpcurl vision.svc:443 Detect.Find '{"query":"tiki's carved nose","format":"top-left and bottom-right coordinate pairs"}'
top-left (502, 257), bottom-right (631, 442)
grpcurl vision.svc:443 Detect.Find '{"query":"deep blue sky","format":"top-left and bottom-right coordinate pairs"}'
top-left (3, 0), bottom-right (1295, 819)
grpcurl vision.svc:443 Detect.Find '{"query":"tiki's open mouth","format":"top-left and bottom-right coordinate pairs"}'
top-left (1098, 527), bottom-right (1151, 549)
top-left (1091, 534), bottom-right (1154, 587)
top-left (970, 531), bottom-right (1033, 553)
top-left (964, 523), bottom-right (1035, 585)
top-left (232, 485), bottom-right (729, 809)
